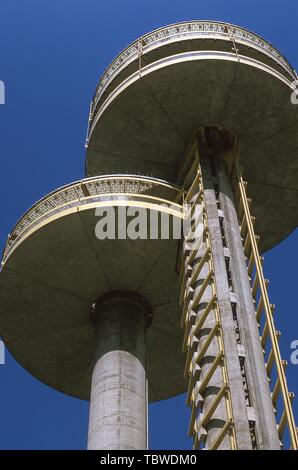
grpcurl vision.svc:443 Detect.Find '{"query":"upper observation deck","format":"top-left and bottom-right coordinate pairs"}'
top-left (87, 20), bottom-right (296, 131)
top-left (85, 20), bottom-right (298, 252)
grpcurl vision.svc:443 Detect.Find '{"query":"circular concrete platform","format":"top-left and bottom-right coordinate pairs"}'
top-left (86, 21), bottom-right (298, 252)
top-left (0, 176), bottom-right (186, 402)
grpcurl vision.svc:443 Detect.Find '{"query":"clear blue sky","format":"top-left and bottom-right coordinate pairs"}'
top-left (0, 0), bottom-right (297, 449)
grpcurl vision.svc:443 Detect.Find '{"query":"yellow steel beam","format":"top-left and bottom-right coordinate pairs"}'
top-left (189, 247), bottom-right (211, 287)
top-left (185, 170), bottom-right (203, 203)
top-left (200, 384), bottom-right (228, 429)
top-left (235, 156), bottom-right (298, 450)
top-left (266, 331), bottom-right (281, 378)
top-left (278, 393), bottom-right (295, 440)
top-left (192, 322), bottom-right (220, 370)
top-left (192, 270), bottom-right (214, 311)
top-left (209, 419), bottom-right (233, 450)
top-left (192, 294), bottom-right (217, 339)
top-left (198, 351), bottom-right (224, 395)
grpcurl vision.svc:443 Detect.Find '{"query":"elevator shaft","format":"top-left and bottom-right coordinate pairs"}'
top-left (179, 128), bottom-right (296, 450)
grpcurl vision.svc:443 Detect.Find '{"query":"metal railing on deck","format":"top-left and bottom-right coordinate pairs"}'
top-left (1, 175), bottom-right (183, 266)
top-left (89, 20), bottom-right (297, 125)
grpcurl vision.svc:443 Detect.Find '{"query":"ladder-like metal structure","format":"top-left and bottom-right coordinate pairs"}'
top-left (178, 141), bottom-right (237, 450)
top-left (178, 135), bottom-right (298, 450)
top-left (231, 156), bottom-right (298, 450)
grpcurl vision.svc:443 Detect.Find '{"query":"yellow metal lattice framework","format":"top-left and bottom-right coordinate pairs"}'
top-left (178, 134), bottom-right (298, 450)
top-left (178, 141), bottom-right (237, 450)
top-left (231, 155), bottom-right (298, 450)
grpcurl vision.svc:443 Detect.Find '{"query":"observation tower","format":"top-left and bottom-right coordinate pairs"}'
top-left (1, 20), bottom-right (298, 450)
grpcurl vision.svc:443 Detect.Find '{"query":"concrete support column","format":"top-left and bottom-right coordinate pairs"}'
top-left (184, 194), bottom-right (230, 449)
top-left (87, 291), bottom-right (150, 450)
top-left (216, 159), bottom-right (280, 449)
top-left (199, 146), bottom-right (252, 449)
top-left (196, 127), bottom-right (280, 449)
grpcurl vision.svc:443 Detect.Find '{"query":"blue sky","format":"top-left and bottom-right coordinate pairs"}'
top-left (0, 0), bottom-right (297, 449)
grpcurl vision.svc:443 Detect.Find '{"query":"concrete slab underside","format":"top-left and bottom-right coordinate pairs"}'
top-left (0, 210), bottom-right (186, 402)
top-left (87, 58), bottom-right (298, 252)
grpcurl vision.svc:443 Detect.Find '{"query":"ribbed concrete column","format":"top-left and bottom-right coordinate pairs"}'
top-left (199, 146), bottom-right (253, 449)
top-left (184, 194), bottom-right (230, 449)
top-left (197, 127), bottom-right (280, 449)
top-left (216, 158), bottom-right (280, 449)
top-left (87, 291), bottom-right (150, 450)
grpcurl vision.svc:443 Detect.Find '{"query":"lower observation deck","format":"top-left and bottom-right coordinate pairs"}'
top-left (0, 175), bottom-right (186, 401)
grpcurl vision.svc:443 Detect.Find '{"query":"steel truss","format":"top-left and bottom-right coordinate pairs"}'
top-left (178, 131), bottom-right (298, 450)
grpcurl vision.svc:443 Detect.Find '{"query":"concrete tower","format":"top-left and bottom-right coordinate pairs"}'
top-left (0, 20), bottom-right (297, 450)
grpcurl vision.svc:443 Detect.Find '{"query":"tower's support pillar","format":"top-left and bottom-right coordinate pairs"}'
top-left (214, 155), bottom-right (281, 449)
top-left (199, 158), bottom-right (253, 450)
top-left (180, 129), bottom-right (281, 449)
top-left (87, 291), bottom-right (150, 450)
top-left (199, 141), bottom-right (280, 449)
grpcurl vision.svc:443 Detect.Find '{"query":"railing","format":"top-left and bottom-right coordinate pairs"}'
top-left (232, 158), bottom-right (298, 449)
top-left (89, 20), bottom-right (297, 124)
top-left (1, 175), bottom-right (183, 265)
